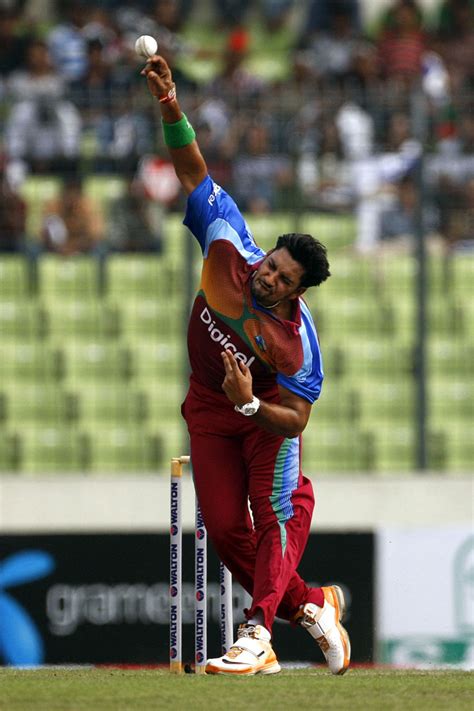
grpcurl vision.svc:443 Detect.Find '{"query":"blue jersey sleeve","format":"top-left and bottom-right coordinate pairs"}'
top-left (276, 301), bottom-right (323, 404)
top-left (183, 175), bottom-right (264, 264)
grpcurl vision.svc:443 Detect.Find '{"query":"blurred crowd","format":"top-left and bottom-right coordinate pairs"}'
top-left (0, 0), bottom-right (473, 256)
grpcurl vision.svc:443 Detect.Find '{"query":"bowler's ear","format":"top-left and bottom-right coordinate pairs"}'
top-left (289, 287), bottom-right (306, 300)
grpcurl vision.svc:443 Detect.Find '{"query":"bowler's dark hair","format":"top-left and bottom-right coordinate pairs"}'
top-left (275, 233), bottom-right (331, 288)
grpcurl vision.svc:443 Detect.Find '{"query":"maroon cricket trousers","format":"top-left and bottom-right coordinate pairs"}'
top-left (182, 378), bottom-right (323, 633)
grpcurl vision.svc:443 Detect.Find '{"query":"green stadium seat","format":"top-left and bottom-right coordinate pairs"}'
top-left (357, 380), bottom-right (415, 422)
top-left (302, 424), bottom-right (375, 473)
top-left (320, 344), bottom-right (346, 379)
top-left (87, 426), bottom-right (163, 472)
top-left (450, 291), bottom-right (474, 336)
top-left (312, 383), bottom-right (360, 423)
top-left (369, 425), bottom-right (447, 472)
top-left (45, 301), bottom-right (120, 341)
top-left (369, 254), bottom-right (444, 296)
top-left (0, 385), bottom-right (76, 425)
top-left (118, 299), bottom-right (184, 339)
top-left (244, 18), bottom-right (297, 82)
top-left (334, 338), bottom-right (413, 379)
top-left (74, 385), bottom-right (148, 424)
top-left (299, 214), bottom-right (356, 254)
top-left (391, 293), bottom-right (465, 338)
top-left (151, 419), bottom-right (188, 469)
top-left (442, 422), bottom-right (473, 472)
top-left (38, 256), bottom-right (101, 301)
top-left (0, 343), bottom-right (63, 384)
top-left (0, 301), bottom-right (47, 339)
top-left (0, 432), bottom-right (21, 472)
top-left (304, 254), bottom-right (377, 302)
top-left (448, 254), bottom-right (474, 293)
top-left (370, 425), bottom-right (416, 472)
top-left (430, 378), bottom-right (473, 420)
top-left (426, 429), bottom-right (448, 470)
top-left (0, 256), bottom-right (31, 298)
top-left (83, 176), bottom-right (126, 219)
top-left (427, 255), bottom-right (449, 295)
top-left (373, 254), bottom-right (417, 296)
top-left (239, 214), bottom-right (294, 253)
top-left (163, 215), bottom-right (192, 268)
top-left (143, 379), bottom-right (187, 421)
top-left (311, 295), bottom-right (395, 338)
top-left (130, 339), bottom-right (184, 380)
top-left (19, 175), bottom-right (61, 236)
top-left (106, 256), bottom-right (169, 301)
top-left (428, 338), bottom-right (474, 377)
top-left (63, 342), bottom-right (133, 383)
top-left (17, 427), bottom-right (90, 473)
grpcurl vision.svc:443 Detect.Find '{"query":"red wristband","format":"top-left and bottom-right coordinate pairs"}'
top-left (159, 84), bottom-right (177, 104)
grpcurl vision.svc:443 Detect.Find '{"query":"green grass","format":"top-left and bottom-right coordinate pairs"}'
top-left (0, 668), bottom-right (472, 711)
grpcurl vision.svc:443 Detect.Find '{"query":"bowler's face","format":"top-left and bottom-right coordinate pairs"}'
top-left (251, 248), bottom-right (306, 307)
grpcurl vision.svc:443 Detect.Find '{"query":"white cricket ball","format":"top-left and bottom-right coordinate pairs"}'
top-left (135, 35), bottom-right (158, 58)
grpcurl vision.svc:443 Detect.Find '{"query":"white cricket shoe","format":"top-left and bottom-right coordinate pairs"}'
top-left (297, 585), bottom-right (351, 675)
top-left (205, 624), bottom-right (281, 676)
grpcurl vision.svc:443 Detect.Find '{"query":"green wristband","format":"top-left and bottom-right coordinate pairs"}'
top-left (162, 113), bottom-right (196, 149)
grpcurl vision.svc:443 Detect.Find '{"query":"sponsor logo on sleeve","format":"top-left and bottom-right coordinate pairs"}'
top-left (208, 182), bottom-right (222, 206)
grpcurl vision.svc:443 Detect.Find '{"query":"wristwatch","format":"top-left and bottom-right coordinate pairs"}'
top-left (234, 396), bottom-right (260, 416)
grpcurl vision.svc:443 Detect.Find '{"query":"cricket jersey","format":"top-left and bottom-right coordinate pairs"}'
top-left (183, 175), bottom-right (323, 403)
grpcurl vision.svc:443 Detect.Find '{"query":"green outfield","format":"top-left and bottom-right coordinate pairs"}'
top-left (0, 668), bottom-right (472, 711)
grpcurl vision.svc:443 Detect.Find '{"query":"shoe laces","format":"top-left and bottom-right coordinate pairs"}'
top-left (237, 624), bottom-right (257, 639)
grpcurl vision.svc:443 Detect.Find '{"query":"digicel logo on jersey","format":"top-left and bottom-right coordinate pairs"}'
top-left (200, 307), bottom-right (255, 367)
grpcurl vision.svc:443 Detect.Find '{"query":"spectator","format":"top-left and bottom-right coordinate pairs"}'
top-left (428, 117), bottom-right (474, 252)
top-left (136, 153), bottom-right (182, 209)
top-left (348, 111), bottom-right (423, 253)
top-left (68, 38), bottom-right (124, 171)
top-left (379, 174), bottom-right (439, 252)
top-left (376, 0), bottom-right (428, 92)
top-left (106, 175), bottom-right (163, 253)
top-left (0, 7), bottom-right (30, 78)
top-left (82, 7), bottom-right (118, 49)
top-left (308, 121), bottom-right (353, 212)
top-left (7, 38), bottom-right (64, 102)
top-left (443, 177), bottom-right (474, 252)
top-left (301, 0), bottom-right (361, 36)
top-left (260, 0), bottom-right (294, 32)
top-left (336, 101), bottom-right (374, 160)
top-left (434, 0), bottom-right (474, 97)
top-left (5, 98), bottom-right (81, 174)
top-left (5, 40), bottom-right (81, 174)
top-left (149, 0), bottom-right (188, 34)
top-left (193, 100), bottom-right (234, 189)
top-left (69, 38), bottom-right (116, 117)
top-left (114, 2), bottom-right (197, 91)
top-left (47, 0), bottom-right (90, 81)
top-left (345, 40), bottom-right (381, 114)
top-left (232, 121), bottom-right (293, 213)
top-left (212, 0), bottom-right (252, 28)
top-left (376, 0), bottom-right (423, 33)
top-left (207, 27), bottom-right (266, 103)
top-left (41, 177), bottom-right (105, 256)
top-left (105, 107), bottom-right (156, 175)
top-left (0, 157), bottom-right (27, 253)
top-left (294, 4), bottom-right (361, 90)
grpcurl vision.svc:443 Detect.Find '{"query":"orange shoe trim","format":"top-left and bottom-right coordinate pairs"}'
top-left (321, 586), bottom-right (351, 675)
top-left (205, 651), bottom-right (280, 676)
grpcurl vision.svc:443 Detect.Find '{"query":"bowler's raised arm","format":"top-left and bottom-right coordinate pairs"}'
top-left (142, 55), bottom-right (207, 194)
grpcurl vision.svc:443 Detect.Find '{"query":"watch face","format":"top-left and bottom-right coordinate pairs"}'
top-left (235, 397), bottom-right (260, 415)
